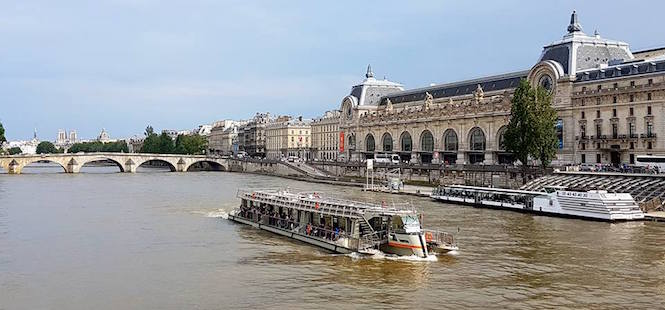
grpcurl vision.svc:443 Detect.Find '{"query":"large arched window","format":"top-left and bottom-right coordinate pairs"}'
top-left (400, 132), bottom-right (412, 152)
top-left (469, 127), bottom-right (486, 151)
top-left (420, 130), bottom-right (434, 152)
top-left (365, 134), bottom-right (375, 152)
top-left (443, 129), bottom-right (458, 151)
top-left (497, 126), bottom-right (507, 151)
top-left (382, 133), bottom-right (393, 152)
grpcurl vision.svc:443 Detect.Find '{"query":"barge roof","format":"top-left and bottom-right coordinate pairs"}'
top-left (238, 188), bottom-right (417, 218)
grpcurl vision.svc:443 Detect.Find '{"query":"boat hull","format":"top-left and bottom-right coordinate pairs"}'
top-left (382, 233), bottom-right (428, 258)
top-left (228, 214), bottom-right (358, 254)
top-left (431, 194), bottom-right (643, 222)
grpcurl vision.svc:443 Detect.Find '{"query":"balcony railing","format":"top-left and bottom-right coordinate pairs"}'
top-left (641, 133), bottom-right (658, 139)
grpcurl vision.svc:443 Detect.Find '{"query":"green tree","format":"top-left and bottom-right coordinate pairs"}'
top-left (140, 126), bottom-right (160, 154)
top-left (69, 140), bottom-right (129, 153)
top-left (0, 121), bottom-right (6, 144)
top-left (36, 141), bottom-right (59, 154)
top-left (533, 86), bottom-right (558, 169)
top-left (504, 79), bottom-right (558, 183)
top-left (504, 79), bottom-right (536, 183)
top-left (0, 123), bottom-right (7, 146)
top-left (158, 133), bottom-right (174, 154)
top-left (175, 134), bottom-right (208, 155)
top-left (8, 147), bottom-right (22, 155)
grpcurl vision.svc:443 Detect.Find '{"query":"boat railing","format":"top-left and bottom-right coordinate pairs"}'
top-left (238, 188), bottom-right (417, 216)
top-left (358, 231), bottom-right (388, 251)
top-left (422, 229), bottom-right (455, 247)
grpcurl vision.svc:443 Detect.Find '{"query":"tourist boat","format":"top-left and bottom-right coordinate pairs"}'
top-left (431, 185), bottom-right (645, 221)
top-left (227, 189), bottom-right (457, 258)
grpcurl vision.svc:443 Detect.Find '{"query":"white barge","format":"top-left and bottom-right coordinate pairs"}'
top-left (228, 189), bottom-right (457, 258)
top-left (431, 185), bottom-right (644, 221)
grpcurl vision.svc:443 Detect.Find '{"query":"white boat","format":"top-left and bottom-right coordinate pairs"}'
top-left (431, 185), bottom-right (644, 221)
top-left (227, 189), bottom-right (458, 258)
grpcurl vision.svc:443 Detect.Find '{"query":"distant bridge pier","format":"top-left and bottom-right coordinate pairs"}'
top-left (67, 158), bottom-right (80, 173)
top-left (8, 159), bottom-right (21, 174)
top-left (125, 159), bottom-right (137, 173)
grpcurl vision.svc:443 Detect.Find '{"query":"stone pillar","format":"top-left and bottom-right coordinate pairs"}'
top-left (8, 160), bottom-right (21, 174)
top-left (125, 159), bottom-right (137, 173)
top-left (67, 158), bottom-right (80, 173)
top-left (411, 152), bottom-right (419, 164)
top-left (484, 151), bottom-right (495, 165)
top-left (456, 152), bottom-right (465, 165)
top-left (177, 158), bottom-right (187, 172)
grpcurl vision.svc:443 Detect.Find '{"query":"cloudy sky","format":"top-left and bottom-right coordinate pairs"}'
top-left (1, 0), bottom-right (663, 140)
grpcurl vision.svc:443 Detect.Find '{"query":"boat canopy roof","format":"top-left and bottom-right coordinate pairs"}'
top-left (446, 185), bottom-right (547, 197)
top-left (238, 188), bottom-right (417, 218)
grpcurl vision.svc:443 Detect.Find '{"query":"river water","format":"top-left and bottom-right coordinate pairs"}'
top-left (1, 165), bottom-right (664, 309)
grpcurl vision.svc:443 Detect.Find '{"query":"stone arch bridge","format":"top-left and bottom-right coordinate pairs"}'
top-left (0, 153), bottom-right (229, 174)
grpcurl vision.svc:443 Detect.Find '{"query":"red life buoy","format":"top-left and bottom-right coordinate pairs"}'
top-left (425, 232), bottom-right (433, 242)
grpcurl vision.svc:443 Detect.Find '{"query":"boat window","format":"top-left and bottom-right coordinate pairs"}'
top-left (401, 215), bottom-right (421, 232)
top-left (391, 216), bottom-right (404, 231)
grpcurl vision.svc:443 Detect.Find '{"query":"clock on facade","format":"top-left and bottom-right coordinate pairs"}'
top-left (539, 74), bottom-right (553, 92)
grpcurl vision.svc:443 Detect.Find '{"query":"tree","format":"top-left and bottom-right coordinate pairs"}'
top-left (504, 79), bottom-right (558, 183)
top-left (8, 147), bottom-right (22, 155)
top-left (145, 126), bottom-right (154, 137)
top-left (533, 86), bottom-right (558, 169)
top-left (36, 141), bottom-right (59, 154)
top-left (69, 140), bottom-right (129, 153)
top-left (504, 79), bottom-right (537, 183)
top-left (158, 132), bottom-right (174, 154)
top-left (175, 134), bottom-right (208, 155)
top-left (0, 121), bottom-right (6, 144)
top-left (141, 134), bottom-right (159, 153)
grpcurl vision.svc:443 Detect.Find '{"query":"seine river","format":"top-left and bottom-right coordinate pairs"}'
top-left (1, 164), bottom-right (665, 309)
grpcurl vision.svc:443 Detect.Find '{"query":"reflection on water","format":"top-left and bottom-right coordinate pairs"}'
top-left (1, 167), bottom-right (664, 309)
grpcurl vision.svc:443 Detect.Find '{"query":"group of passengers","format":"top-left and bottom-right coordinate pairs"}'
top-left (305, 222), bottom-right (342, 241)
top-left (239, 205), bottom-right (295, 229)
top-left (239, 204), bottom-right (346, 241)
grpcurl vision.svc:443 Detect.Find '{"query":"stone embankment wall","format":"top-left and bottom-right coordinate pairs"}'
top-left (307, 162), bottom-right (536, 189)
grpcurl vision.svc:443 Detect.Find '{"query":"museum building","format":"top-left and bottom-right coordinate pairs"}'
top-left (338, 11), bottom-right (664, 166)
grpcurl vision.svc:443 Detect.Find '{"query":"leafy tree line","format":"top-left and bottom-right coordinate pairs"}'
top-left (504, 79), bottom-right (558, 183)
top-left (69, 140), bottom-right (129, 153)
top-left (0, 121), bottom-right (6, 155)
top-left (140, 126), bottom-right (207, 155)
top-left (8, 147), bottom-right (22, 155)
top-left (36, 141), bottom-right (64, 154)
top-left (0, 121), bottom-right (6, 145)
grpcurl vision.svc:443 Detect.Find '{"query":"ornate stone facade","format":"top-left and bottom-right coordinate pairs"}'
top-left (337, 11), bottom-right (665, 166)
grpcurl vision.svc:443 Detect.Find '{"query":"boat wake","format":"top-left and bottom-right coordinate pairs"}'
top-left (345, 250), bottom-right (439, 262)
top-left (203, 209), bottom-right (229, 219)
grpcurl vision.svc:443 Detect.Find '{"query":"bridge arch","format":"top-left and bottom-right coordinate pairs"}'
top-left (134, 158), bottom-right (178, 172)
top-left (18, 158), bottom-right (68, 173)
top-left (185, 160), bottom-right (227, 172)
top-left (78, 157), bottom-right (125, 173)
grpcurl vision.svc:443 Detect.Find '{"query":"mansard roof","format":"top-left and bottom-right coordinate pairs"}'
top-left (575, 59), bottom-right (665, 82)
top-left (378, 70), bottom-right (528, 105)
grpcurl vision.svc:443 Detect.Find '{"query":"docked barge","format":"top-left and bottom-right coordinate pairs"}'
top-left (431, 185), bottom-right (644, 221)
top-left (228, 189), bottom-right (457, 258)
